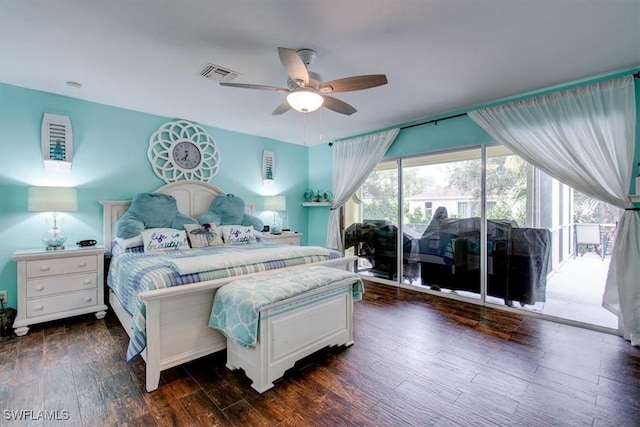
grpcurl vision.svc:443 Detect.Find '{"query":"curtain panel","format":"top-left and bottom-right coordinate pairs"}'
top-left (327, 129), bottom-right (399, 252)
top-left (468, 75), bottom-right (640, 345)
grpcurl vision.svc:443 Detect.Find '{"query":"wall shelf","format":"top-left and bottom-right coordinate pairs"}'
top-left (301, 202), bottom-right (332, 207)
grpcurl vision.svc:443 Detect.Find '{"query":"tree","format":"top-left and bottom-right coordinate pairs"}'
top-left (362, 168), bottom-right (431, 223)
top-left (405, 205), bottom-right (431, 225)
top-left (447, 155), bottom-right (527, 222)
top-left (447, 156), bottom-right (526, 199)
top-left (574, 192), bottom-right (619, 224)
top-left (362, 169), bottom-right (398, 222)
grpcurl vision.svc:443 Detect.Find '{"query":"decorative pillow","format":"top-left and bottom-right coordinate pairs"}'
top-left (111, 244), bottom-right (144, 257)
top-left (112, 234), bottom-right (144, 256)
top-left (199, 194), bottom-right (264, 231)
top-left (114, 234), bottom-right (144, 250)
top-left (116, 193), bottom-right (198, 239)
top-left (141, 228), bottom-right (189, 252)
top-left (220, 225), bottom-right (258, 245)
top-left (184, 223), bottom-right (224, 248)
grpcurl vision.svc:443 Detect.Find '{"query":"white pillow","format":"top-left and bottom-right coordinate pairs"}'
top-left (184, 223), bottom-right (224, 248)
top-left (219, 225), bottom-right (258, 245)
top-left (114, 234), bottom-right (144, 250)
top-left (141, 228), bottom-right (189, 252)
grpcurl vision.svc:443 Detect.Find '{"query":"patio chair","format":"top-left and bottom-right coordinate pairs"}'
top-left (574, 223), bottom-right (604, 260)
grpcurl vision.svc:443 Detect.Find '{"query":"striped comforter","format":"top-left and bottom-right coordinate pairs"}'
top-left (106, 243), bottom-right (341, 360)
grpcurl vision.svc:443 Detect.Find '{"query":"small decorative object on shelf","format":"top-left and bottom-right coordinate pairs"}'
top-left (323, 191), bottom-right (333, 202)
top-left (314, 191), bottom-right (322, 203)
top-left (303, 188), bottom-right (314, 202)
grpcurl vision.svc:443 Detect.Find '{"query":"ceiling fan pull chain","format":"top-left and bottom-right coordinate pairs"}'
top-left (319, 107), bottom-right (323, 141)
top-left (303, 113), bottom-right (307, 146)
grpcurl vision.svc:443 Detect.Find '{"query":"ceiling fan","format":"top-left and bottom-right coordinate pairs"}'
top-left (219, 47), bottom-right (388, 116)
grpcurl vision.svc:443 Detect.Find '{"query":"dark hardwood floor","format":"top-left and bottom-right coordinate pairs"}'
top-left (1, 281), bottom-right (639, 426)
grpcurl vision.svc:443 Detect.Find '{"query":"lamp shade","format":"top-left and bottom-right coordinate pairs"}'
top-left (286, 89), bottom-right (324, 113)
top-left (28, 186), bottom-right (78, 212)
top-left (264, 195), bottom-right (286, 211)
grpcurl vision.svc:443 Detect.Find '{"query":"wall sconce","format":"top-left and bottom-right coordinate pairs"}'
top-left (263, 195), bottom-right (286, 234)
top-left (41, 113), bottom-right (73, 172)
top-left (28, 186), bottom-right (78, 250)
top-left (262, 151), bottom-right (275, 186)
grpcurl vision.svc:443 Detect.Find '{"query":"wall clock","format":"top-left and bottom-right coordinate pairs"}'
top-left (148, 120), bottom-right (220, 183)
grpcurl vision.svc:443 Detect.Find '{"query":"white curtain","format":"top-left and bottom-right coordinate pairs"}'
top-left (468, 75), bottom-right (640, 346)
top-left (326, 128), bottom-right (399, 251)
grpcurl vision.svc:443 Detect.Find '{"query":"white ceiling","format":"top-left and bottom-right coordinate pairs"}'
top-left (1, 1), bottom-right (639, 145)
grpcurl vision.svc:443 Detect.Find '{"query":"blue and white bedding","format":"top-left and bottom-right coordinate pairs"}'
top-left (418, 231), bottom-right (456, 266)
top-left (107, 242), bottom-right (341, 361)
top-left (208, 265), bottom-right (363, 347)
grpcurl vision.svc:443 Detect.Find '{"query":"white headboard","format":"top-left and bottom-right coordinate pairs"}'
top-left (99, 181), bottom-right (225, 249)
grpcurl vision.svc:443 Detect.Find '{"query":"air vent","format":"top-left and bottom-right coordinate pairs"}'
top-left (200, 64), bottom-right (239, 82)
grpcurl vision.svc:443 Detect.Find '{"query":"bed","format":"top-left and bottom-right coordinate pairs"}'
top-left (101, 181), bottom-right (356, 392)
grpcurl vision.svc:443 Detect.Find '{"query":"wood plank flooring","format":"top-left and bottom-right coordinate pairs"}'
top-left (1, 281), bottom-right (639, 426)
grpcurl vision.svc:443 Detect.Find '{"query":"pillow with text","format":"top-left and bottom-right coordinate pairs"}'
top-left (141, 228), bottom-right (189, 252)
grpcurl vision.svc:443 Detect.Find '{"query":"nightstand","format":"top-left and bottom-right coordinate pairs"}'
top-left (260, 232), bottom-right (302, 246)
top-left (12, 246), bottom-right (108, 336)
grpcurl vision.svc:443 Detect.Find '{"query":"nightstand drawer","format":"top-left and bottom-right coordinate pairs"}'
top-left (26, 289), bottom-right (98, 318)
top-left (26, 273), bottom-right (98, 298)
top-left (277, 236), bottom-right (299, 245)
top-left (260, 233), bottom-right (302, 245)
top-left (26, 255), bottom-right (97, 278)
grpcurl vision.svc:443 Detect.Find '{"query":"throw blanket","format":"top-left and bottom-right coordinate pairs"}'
top-left (168, 246), bottom-right (333, 275)
top-left (418, 231), bottom-right (456, 266)
top-left (209, 265), bottom-right (363, 347)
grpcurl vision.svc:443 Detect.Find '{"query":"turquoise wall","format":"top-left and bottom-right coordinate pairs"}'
top-left (0, 84), bottom-right (309, 308)
top-left (306, 143), bottom-right (333, 246)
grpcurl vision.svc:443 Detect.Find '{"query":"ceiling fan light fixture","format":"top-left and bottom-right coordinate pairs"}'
top-left (286, 89), bottom-right (324, 113)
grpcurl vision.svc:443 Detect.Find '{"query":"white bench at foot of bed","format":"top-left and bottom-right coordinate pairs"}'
top-left (225, 281), bottom-right (356, 393)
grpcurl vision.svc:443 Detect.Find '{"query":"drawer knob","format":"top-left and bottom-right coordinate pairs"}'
top-left (83, 279), bottom-right (93, 285)
top-left (77, 262), bottom-right (87, 268)
top-left (35, 285), bottom-right (44, 291)
top-left (35, 305), bottom-right (44, 311)
top-left (84, 297), bottom-right (92, 302)
top-left (40, 266), bottom-right (50, 271)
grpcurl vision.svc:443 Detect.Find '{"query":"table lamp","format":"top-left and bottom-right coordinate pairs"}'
top-left (28, 186), bottom-right (78, 250)
top-left (263, 195), bottom-right (286, 234)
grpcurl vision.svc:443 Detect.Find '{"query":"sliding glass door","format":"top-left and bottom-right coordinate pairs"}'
top-left (346, 144), bottom-right (619, 330)
top-left (401, 149), bottom-right (483, 300)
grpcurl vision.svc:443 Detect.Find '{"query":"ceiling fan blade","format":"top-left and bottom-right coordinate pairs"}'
top-left (319, 75), bottom-right (388, 93)
top-left (278, 47), bottom-right (309, 87)
top-left (271, 100), bottom-right (291, 115)
top-left (322, 95), bottom-right (357, 115)
top-left (220, 82), bottom-right (289, 93)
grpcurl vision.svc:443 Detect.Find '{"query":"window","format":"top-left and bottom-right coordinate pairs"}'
top-left (424, 201), bottom-right (433, 218)
top-left (344, 143), bottom-right (619, 330)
